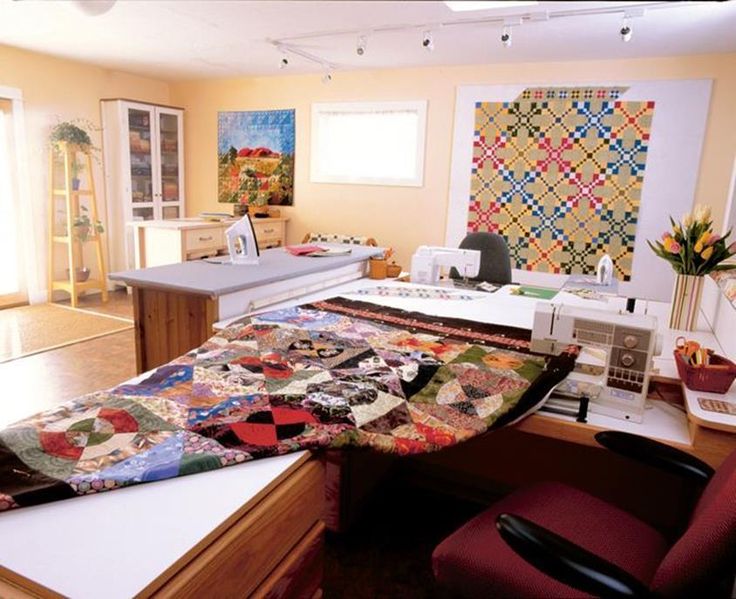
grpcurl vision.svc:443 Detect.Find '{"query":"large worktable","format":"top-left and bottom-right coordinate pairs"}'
top-left (2, 278), bottom-right (734, 596)
top-left (109, 245), bottom-right (382, 373)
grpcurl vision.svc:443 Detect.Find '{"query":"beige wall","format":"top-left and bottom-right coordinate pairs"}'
top-left (0, 44), bottom-right (170, 295)
top-left (171, 52), bottom-right (736, 269)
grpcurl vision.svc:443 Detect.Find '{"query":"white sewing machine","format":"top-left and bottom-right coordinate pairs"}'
top-left (410, 246), bottom-right (481, 285)
top-left (531, 303), bottom-right (662, 423)
top-left (226, 214), bottom-right (260, 265)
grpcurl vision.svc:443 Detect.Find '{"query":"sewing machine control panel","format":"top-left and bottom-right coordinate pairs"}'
top-left (573, 318), bottom-right (652, 395)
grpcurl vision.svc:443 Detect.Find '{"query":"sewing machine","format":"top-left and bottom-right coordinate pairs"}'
top-left (531, 303), bottom-right (662, 423)
top-left (410, 246), bottom-right (480, 285)
top-left (226, 214), bottom-right (260, 265)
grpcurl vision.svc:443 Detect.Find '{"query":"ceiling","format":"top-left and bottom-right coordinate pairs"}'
top-left (1, 0), bottom-right (735, 81)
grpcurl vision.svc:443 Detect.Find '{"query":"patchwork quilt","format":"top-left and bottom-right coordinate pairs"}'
top-left (0, 298), bottom-right (576, 513)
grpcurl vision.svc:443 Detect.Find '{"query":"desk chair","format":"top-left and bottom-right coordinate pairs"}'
top-left (449, 232), bottom-right (512, 285)
top-left (433, 431), bottom-right (736, 598)
top-left (302, 232), bottom-right (377, 246)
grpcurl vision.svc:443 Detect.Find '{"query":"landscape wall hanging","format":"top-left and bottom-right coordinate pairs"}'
top-left (445, 81), bottom-right (712, 302)
top-left (218, 109), bottom-right (295, 208)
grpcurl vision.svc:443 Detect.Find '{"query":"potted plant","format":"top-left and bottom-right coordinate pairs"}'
top-left (49, 120), bottom-right (99, 189)
top-left (648, 204), bottom-right (736, 330)
top-left (73, 206), bottom-right (104, 242)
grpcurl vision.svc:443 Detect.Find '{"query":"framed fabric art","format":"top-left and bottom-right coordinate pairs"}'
top-left (445, 81), bottom-right (712, 302)
top-left (218, 109), bottom-right (295, 207)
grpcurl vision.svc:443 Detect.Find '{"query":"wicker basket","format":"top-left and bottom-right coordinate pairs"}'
top-left (674, 351), bottom-right (736, 394)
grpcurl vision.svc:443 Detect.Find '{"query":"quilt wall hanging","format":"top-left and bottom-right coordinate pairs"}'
top-left (445, 81), bottom-right (712, 302)
top-left (0, 298), bottom-right (575, 513)
top-left (217, 109), bottom-right (295, 207)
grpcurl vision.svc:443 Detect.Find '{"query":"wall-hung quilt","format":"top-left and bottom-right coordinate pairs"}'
top-left (0, 298), bottom-right (575, 513)
top-left (446, 81), bottom-right (712, 302)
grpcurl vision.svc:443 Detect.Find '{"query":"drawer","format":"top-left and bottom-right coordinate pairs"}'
top-left (152, 459), bottom-right (325, 599)
top-left (253, 221), bottom-right (283, 240)
top-left (184, 227), bottom-right (224, 252)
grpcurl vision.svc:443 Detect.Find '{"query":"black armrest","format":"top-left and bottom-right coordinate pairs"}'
top-left (496, 513), bottom-right (656, 599)
top-left (594, 431), bottom-right (714, 485)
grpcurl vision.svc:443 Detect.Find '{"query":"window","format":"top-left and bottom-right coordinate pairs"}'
top-left (311, 101), bottom-right (427, 187)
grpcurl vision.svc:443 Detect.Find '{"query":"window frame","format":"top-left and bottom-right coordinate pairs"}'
top-left (310, 100), bottom-right (428, 187)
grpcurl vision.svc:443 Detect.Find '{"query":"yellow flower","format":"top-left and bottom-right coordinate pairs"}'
top-left (682, 213), bottom-right (694, 228)
top-left (701, 246), bottom-right (714, 261)
top-left (694, 240), bottom-right (704, 253)
top-left (693, 204), bottom-right (712, 224)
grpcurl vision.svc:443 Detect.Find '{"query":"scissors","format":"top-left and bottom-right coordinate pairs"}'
top-left (675, 336), bottom-right (700, 356)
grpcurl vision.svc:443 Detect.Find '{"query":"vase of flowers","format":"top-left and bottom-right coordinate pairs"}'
top-left (649, 204), bottom-right (736, 331)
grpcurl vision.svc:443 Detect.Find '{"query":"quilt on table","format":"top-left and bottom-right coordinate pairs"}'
top-left (0, 298), bottom-right (576, 513)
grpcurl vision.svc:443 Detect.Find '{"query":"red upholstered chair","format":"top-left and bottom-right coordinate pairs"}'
top-left (432, 431), bottom-right (736, 598)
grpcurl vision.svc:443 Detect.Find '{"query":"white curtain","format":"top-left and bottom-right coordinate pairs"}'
top-left (0, 92), bottom-right (45, 305)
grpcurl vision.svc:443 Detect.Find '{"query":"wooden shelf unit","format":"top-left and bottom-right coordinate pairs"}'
top-left (47, 142), bottom-right (108, 307)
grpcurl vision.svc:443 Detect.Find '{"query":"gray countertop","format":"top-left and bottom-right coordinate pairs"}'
top-left (109, 245), bottom-right (383, 297)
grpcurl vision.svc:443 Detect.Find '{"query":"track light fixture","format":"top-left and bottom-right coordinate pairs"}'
top-left (620, 16), bottom-right (632, 42)
top-left (322, 71), bottom-right (333, 84)
top-left (501, 26), bottom-right (512, 48)
top-left (356, 35), bottom-right (367, 56)
top-left (421, 30), bottom-right (434, 52)
top-left (279, 57), bottom-right (288, 69)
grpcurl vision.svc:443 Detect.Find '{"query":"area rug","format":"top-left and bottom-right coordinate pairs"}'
top-left (0, 304), bottom-right (133, 363)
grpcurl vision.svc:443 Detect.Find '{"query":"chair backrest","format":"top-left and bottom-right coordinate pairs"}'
top-left (652, 447), bottom-right (736, 596)
top-left (450, 232), bottom-right (512, 285)
top-left (302, 232), bottom-right (377, 246)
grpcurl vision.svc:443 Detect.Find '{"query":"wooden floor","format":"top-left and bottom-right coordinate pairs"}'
top-left (0, 290), bottom-right (136, 428)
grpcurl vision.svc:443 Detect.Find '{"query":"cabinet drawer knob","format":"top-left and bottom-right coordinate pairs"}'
top-left (199, 235), bottom-right (213, 241)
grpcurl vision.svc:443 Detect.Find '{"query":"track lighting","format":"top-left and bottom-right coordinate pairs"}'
top-left (421, 30), bottom-right (434, 52)
top-left (279, 57), bottom-right (288, 69)
top-left (620, 16), bottom-right (632, 42)
top-left (322, 71), bottom-right (333, 84)
top-left (501, 26), bottom-right (512, 48)
top-left (356, 35), bottom-right (367, 56)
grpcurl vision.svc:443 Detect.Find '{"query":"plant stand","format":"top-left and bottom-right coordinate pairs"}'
top-left (48, 142), bottom-right (108, 307)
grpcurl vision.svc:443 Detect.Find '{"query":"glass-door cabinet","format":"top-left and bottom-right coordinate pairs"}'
top-left (101, 100), bottom-right (185, 271)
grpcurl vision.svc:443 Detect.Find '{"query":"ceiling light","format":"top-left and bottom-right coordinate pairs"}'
top-left (620, 16), bottom-right (633, 42)
top-left (71, 0), bottom-right (116, 16)
top-left (445, 1), bottom-right (537, 12)
top-left (356, 35), bottom-right (367, 56)
top-left (501, 26), bottom-right (512, 48)
top-left (322, 72), bottom-right (333, 84)
top-left (421, 30), bottom-right (434, 52)
top-left (279, 57), bottom-right (289, 69)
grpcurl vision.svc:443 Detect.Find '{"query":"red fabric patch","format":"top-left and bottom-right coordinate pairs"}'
top-left (230, 422), bottom-right (278, 446)
top-left (98, 408), bottom-right (138, 433)
top-left (39, 431), bottom-right (83, 460)
top-left (272, 407), bottom-right (317, 426)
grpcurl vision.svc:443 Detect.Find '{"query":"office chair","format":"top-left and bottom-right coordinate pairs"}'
top-left (449, 232), bottom-right (512, 285)
top-left (433, 431), bottom-right (736, 598)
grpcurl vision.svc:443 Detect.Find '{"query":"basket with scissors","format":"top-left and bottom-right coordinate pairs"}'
top-left (674, 337), bottom-right (736, 394)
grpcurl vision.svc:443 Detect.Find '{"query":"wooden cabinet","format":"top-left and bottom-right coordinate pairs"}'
top-left (130, 217), bottom-right (289, 269)
top-left (101, 99), bottom-right (185, 272)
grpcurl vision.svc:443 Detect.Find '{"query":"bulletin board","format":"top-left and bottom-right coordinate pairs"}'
top-left (445, 80), bottom-right (712, 302)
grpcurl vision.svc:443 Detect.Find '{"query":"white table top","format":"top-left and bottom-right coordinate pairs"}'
top-left (108, 244), bottom-right (382, 297)
top-left (0, 452), bottom-right (308, 599)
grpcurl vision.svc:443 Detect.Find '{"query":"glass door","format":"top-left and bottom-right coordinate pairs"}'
top-left (127, 107), bottom-right (156, 222)
top-left (0, 101), bottom-right (24, 306)
top-left (157, 109), bottom-right (182, 220)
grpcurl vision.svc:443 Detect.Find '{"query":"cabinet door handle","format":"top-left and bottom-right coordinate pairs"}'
top-left (263, 228), bottom-right (275, 234)
top-left (199, 235), bottom-right (213, 241)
